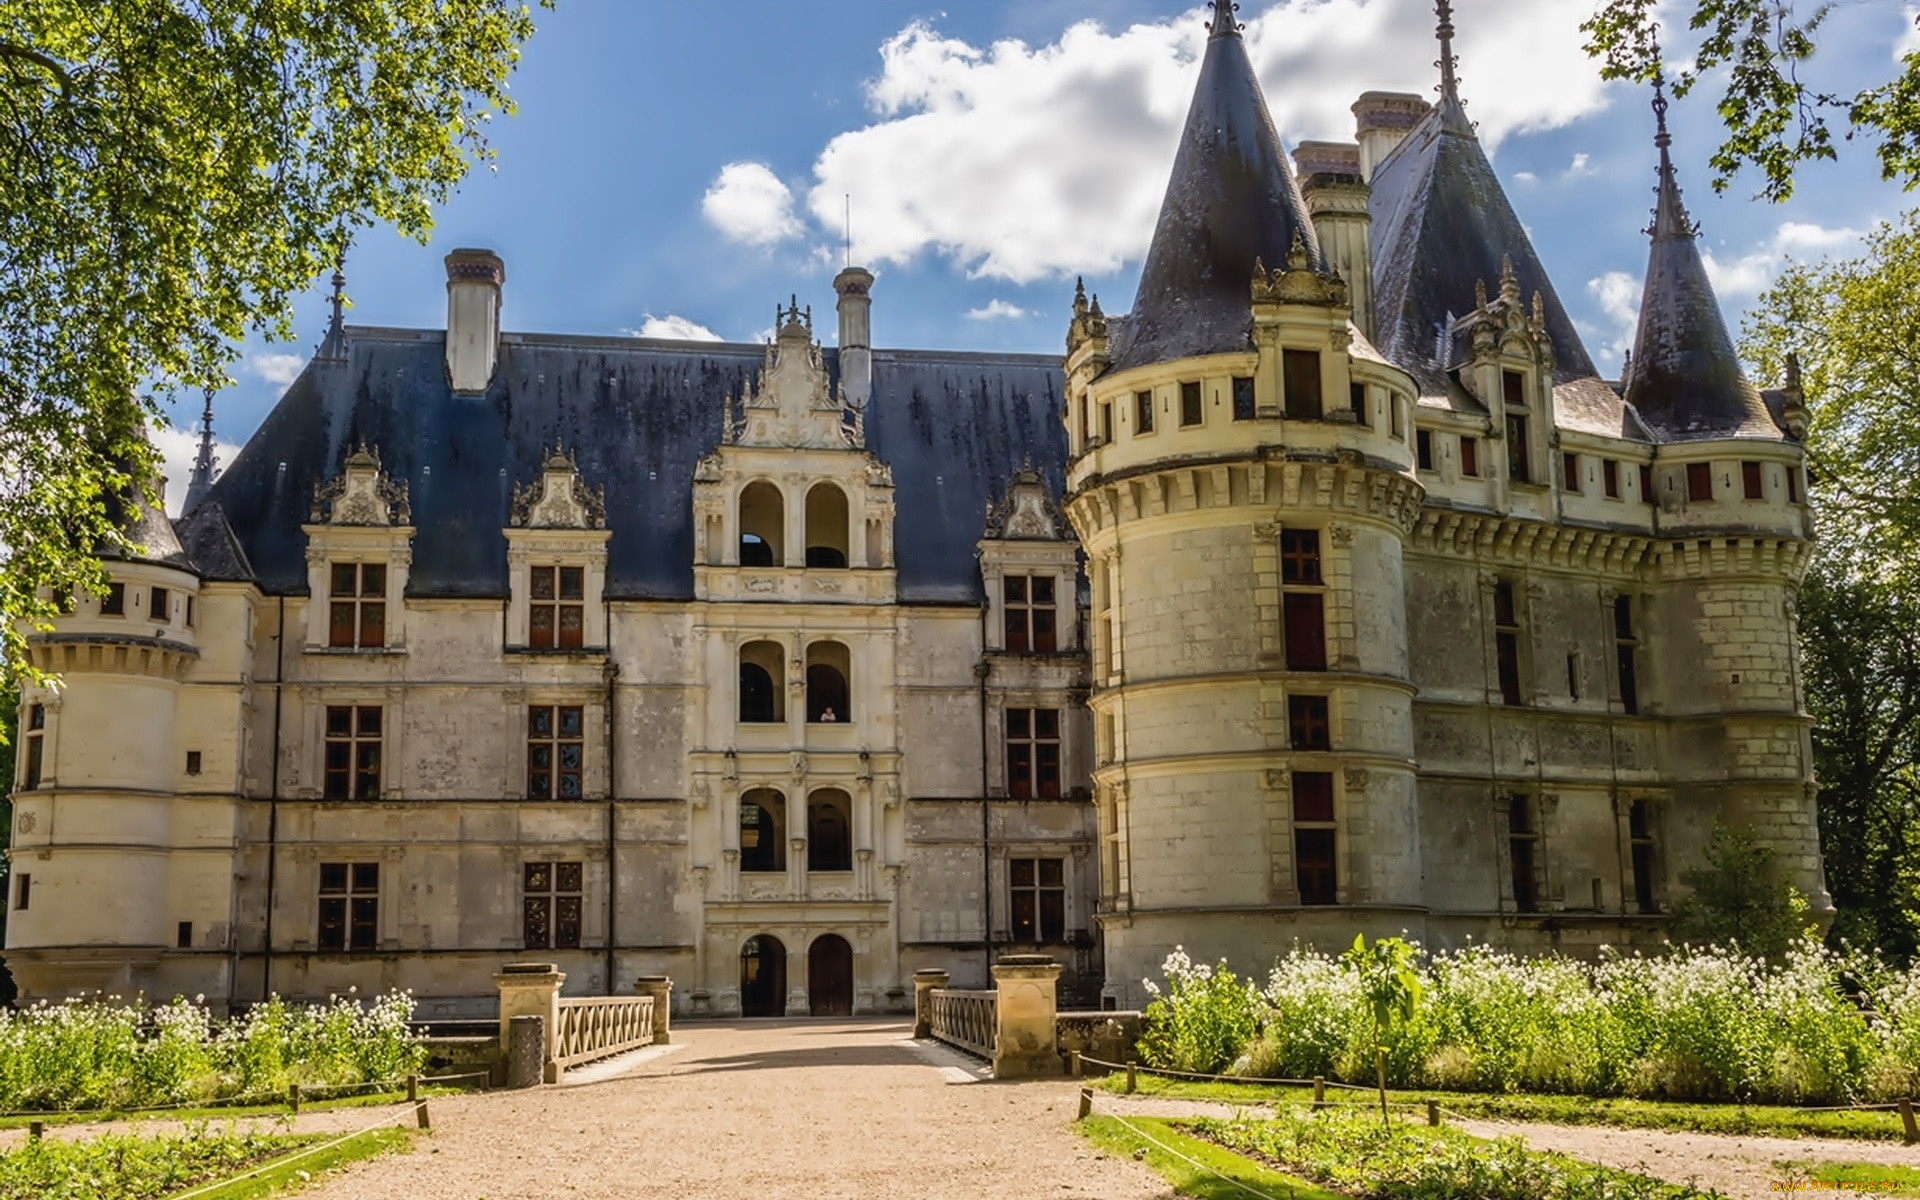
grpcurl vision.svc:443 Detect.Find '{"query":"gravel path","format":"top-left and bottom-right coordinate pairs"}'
top-left (287, 1017), bottom-right (1171, 1200)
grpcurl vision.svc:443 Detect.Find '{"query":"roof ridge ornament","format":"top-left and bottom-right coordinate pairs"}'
top-left (318, 243), bottom-right (347, 362)
top-left (1646, 46), bottom-right (1699, 239)
top-left (1207, 0), bottom-right (1241, 39)
top-left (1434, 0), bottom-right (1461, 105)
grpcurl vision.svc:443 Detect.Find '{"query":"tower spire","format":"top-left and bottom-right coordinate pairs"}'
top-left (318, 249), bottom-right (347, 361)
top-left (183, 386), bottom-right (219, 515)
top-left (1434, 0), bottom-right (1460, 104)
top-left (1208, 0), bottom-right (1241, 39)
top-left (1648, 63), bottom-right (1691, 240)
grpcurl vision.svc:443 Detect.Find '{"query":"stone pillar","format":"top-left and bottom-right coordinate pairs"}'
top-left (495, 962), bottom-right (565, 1076)
top-left (634, 976), bottom-right (673, 1044)
top-left (912, 968), bottom-right (949, 1038)
top-left (505, 1015), bottom-right (545, 1090)
top-left (990, 954), bottom-right (1063, 1079)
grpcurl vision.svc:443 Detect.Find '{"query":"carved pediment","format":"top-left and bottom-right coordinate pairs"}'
top-left (511, 444), bottom-right (606, 529)
top-left (985, 463), bottom-right (1066, 540)
top-left (1251, 232), bottom-right (1350, 310)
top-left (311, 443), bottom-right (410, 525)
top-left (1450, 255), bottom-right (1554, 374)
top-left (727, 296), bottom-right (859, 451)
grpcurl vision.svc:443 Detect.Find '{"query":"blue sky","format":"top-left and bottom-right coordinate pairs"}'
top-left (165, 0), bottom-right (1914, 502)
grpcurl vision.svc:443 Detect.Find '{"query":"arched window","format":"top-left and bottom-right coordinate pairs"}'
top-left (740, 788), bottom-right (786, 873)
top-left (805, 483), bottom-right (849, 568)
top-left (739, 640), bottom-right (785, 723)
top-left (806, 641), bottom-right (851, 723)
top-left (739, 481), bottom-right (784, 566)
top-left (807, 789), bottom-right (852, 872)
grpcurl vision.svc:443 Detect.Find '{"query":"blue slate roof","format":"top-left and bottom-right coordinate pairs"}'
top-left (202, 329), bottom-right (1066, 604)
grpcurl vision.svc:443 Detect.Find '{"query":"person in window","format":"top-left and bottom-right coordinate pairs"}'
top-left (819, 706), bottom-right (837, 723)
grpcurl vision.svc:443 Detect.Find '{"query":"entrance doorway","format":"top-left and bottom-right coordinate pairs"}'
top-left (808, 934), bottom-right (854, 1016)
top-left (739, 935), bottom-right (787, 1017)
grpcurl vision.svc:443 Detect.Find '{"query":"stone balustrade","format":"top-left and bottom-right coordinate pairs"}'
top-left (928, 987), bottom-right (997, 1060)
top-left (916, 954), bottom-right (1066, 1079)
top-left (493, 962), bottom-right (673, 1083)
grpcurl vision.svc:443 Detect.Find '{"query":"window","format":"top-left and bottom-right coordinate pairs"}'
top-left (739, 641), bottom-right (784, 723)
top-left (1507, 795), bottom-right (1539, 913)
top-left (808, 790), bottom-right (853, 871)
top-left (1004, 574), bottom-right (1058, 653)
top-left (1603, 459), bottom-right (1620, 498)
top-left (1742, 460), bottom-right (1764, 500)
top-left (1787, 466), bottom-right (1802, 504)
top-left (527, 705), bottom-right (585, 799)
top-left (1390, 395), bottom-right (1404, 438)
top-left (1006, 707), bottom-right (1061, 799)
top-left (805, 483), bottom-right (850, 568)
top-left (1280, 529), bottom-right (1327, 672)
top-left (184, 595), bottom-right (195, 628)
top-left (1629, 800), bottom-right (1657, 912)
top-left (1614, 595), bottom-right (1640, 715)
top-left (1283, 349), bottom-right (1322, 419)
top-left (327, 563), bottom-right (386, 648)
top-left (1288, 695), bottom-right (1330, 750)
top-left (1180, 381), bottom-right (1203, 427)
top-left (1493, 581), bottom-right (1523, 706)
top-left (1293, 771), bottom-right (1336, 905)
top-left (1686, 462), bottom-right (1713, 502)
top-left (529, 566), bottom-right (585, 649)
top-left (1135, 389), bottom-right (1154, 433)
top-left (185, 751), bottom-right (202, 776)
top-left (1567, 653), bottom-right (1581, 700)
top-left (1562, 452), bottom-right (1581, 493)
top-left (1502, 369), bottom-right (1526, 408)
top-left (523, 861), bottom-right (583, 949)
top-left (1459, 437), bottom-right (1479, 477)
top-left (1098, 401), bottom-right (1113, 444)
top-left (317, 862), bottom-right (378, 952)
top-left (13, 873), bottom-right (27, 912)
top-left (1010, 857), bottom-right (1066, 941)
top-left (1415, 429), bottom-right (1433, 471)
top-left (23, 703), bottom-right (44, 789)
top-left (322, 705), bottom-right (382, 800)
top-left (806, 642), bottom-right (852, 723)
top-left (1639, 464), bottom-right (1655, 504)
top-left (100, 582), bottom-right (125, 616)
top-left (176, 921), bottom-right (192, 949)
top-left (739, 789), bottom-right (785, 872)
top-left (1349, 382), bottom-right (1368, 426)
top-left (149, 586), bottom-right (169, 621)
top-left (1233, 376), bottom-right (1256, 421)
top-left (1506, 414), bottom-right (1531, 482)
top-left (739, 480), bottom-right (784, 567)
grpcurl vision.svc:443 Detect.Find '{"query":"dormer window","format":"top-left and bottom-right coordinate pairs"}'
top-left (1004, 574), bottom-right (1058, 653)
top-left (1502, 370), bottom-right (1526, 408)
top-left (529, 566), bottom-right (584, 650)
top-left (1283, 350), bottom-right (1321, 419)
top-left (328, 563), bottom-right (386, 649)
top-left (1505, 415), bottom-right (1531, 483)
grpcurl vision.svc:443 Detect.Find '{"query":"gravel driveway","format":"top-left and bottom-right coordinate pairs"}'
top-left (294, 1016), bottom-right (1171, 1199)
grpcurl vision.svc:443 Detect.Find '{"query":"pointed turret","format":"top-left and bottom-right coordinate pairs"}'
top-left (1110, 0), bottom-right (1322, 371)
top-left (1622, 77), bottom-right (1776, 441)
top-left (317, 255), bottom-right (347, 362)
top-left (183, 387), bottom-right (219, 516)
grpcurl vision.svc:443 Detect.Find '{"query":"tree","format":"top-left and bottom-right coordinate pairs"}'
top-left (1672, 824), bottom-right (1812, 958)
top-left (1342, 934), bottom-right (1420, 1122)
top-left (1583, 0), bottom-right (1920, 202)
top-left (0, 1), bottom-right (548, 681)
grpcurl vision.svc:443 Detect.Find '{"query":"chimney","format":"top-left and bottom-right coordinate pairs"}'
top-left (444, 248), bottom-right (504, 394)
top-left (1291, 141), bottom-right (1374, 340)
top-left (1351, 91), bottom-right (1431, 182)
top-left (834, 266), bottom-right (874, 411)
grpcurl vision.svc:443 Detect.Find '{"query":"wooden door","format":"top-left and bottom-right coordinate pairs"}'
top-left (807, 934), bottom-right (853, 1016)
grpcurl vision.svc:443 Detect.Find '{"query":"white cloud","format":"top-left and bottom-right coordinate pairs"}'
top-left (1566, 152), bottom-right (1594, 177)
top-left (1703, 220), bottom-right (1866, 299)
top-left (1512, 170), bottom-right (1538, 184)
top-left (152, 424), bottom-right (245, 518)
top-left (247, 353), bottom-right (306, 387)
top-left (1899, 6), bottom-right (1920, 58)
top-left (1587, 270), bottom-right (1642, 367)
top-left (627, 314), bottom-right (723, 341)
top-left (726, 0), bottom-right (1613, 283)
top-left (702, 162), bottom-right (804, 246)
top-left (964, 299), bottom-right (1028, 320)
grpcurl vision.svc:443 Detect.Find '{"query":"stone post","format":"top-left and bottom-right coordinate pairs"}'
top-left (495, 961), bottom-right (565, 1081)
top-left (912, 968), bottom-right (948, 1039)
top-left (505, 1015), bottom-right (545, 1090)
top-left (990, 954), bottom-right (1063, 1079)
top-left (634, 976), bottom-right (673, 1044)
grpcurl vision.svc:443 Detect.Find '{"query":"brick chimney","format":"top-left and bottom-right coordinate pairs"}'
top-left (445, 248), bottom-right (504, 394)
top-left (1351, 91), bottom-right (1431, 182)
top-left (1291, 141), bottom-right (1373, 339)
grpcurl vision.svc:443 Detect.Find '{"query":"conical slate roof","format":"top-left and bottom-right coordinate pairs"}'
top-left (1110, 0), bottom-right (1322, 372)
top-left (1622, 88), bottom-right (1777, 442)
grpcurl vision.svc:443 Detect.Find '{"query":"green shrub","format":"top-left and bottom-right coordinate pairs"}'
top-left (1139, 949), bottom-right (1262, 1074)
top-left (0, 1123), bottom-right (305, 1200)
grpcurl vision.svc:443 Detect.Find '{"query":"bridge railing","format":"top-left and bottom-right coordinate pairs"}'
top-left (914, 955), bottom-right (1064, 1079)
top-left (553, 995), bottom-right (655, 1073)
top-left (493, 964), bottom-right (674, 1083)
top-left (927, 988), bottom-right (997, 1060)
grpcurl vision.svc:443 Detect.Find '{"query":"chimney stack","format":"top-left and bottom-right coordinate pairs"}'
top-left (1351, 91), bottom-right (1431, 182)
top-left (834, 266), bottom-right (874, 411)
top-left (1291, 141), bottom-right (1374, 340)
top-left (445, 248), bottom-right (504, 394)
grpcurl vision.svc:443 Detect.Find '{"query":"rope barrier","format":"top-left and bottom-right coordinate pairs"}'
top-left (1083, 1089), bottom-right (1292, 1200)
top-left (0, 1071), bottom-right (463, 1121)
top-left (163, 1102), bottom-right (428, 1200)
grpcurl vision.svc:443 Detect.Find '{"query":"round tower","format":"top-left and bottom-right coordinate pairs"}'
top-left (1065, 2), bottom-right (1425, 1005)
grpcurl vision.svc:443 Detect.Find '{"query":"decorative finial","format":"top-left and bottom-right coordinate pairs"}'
top-left (1784, 350), bottom-right (1802, 390)
top-left (318, 245), bottom-right (347, 361)
top-left (184, 386), bottom-right (219, 515)
top-left (1207, 0), bottom-right (1241, 38)
top-left (1073, 276), bottom-right (1088, 319)
top-left (1287, 228), bottom-right (1309, 271)
top-left (1434, 0), bottom-right (1460, 103)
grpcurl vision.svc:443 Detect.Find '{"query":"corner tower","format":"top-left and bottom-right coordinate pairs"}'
top-left (1065, 0), bottom-right (1425, 1004)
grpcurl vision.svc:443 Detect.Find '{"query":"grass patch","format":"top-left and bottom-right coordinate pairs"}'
top-left (0, 1127), bottom-right (311, 1200)
top-left (1080, 1114), bottom-right (1344, 1200)
top-left (174, 1127), bottom-right (414, 1200)
top-left (1776, 1162), bottom-right (1920, 1192)
top-left (1092, 1072), bottom-right (1909, 1142)
top-left (0, 1085), bottom-right (466, 1131)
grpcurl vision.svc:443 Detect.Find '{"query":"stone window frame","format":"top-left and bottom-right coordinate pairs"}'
top-left (1289, 769), bottom-right (1339, 906)
top-left (992, 844), bottom-right (1082, 944)
top-left (316, 861), bottom-right (381, 953)
top-left (322, 703), bottom-right (386, 801)
top-left (522, 860), bottom-right (585, 950)
top-left (302, 529), bottom-right (412, 654)
top-left (504, 534), bottom-right (609, 653)
top-left (299, 689), bottom-right (402, 800)
top-left (511, 690), bottom-right (606, 801)
top-left (20, 700), bottom-right (46, 790)
top-left (980, 554), bottom-right (1079, 655)
top-left (1493, 790), bottom-right (1559, 914)
top-left (1623, 795), bottom-right (1666, 914)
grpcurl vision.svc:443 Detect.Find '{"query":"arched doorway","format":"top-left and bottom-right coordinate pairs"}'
top-left (739, 935), bottom-right (787, 1017)
top-left (808, 934), bottom-right (854, 1016)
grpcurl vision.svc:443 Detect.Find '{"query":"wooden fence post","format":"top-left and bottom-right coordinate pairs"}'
top-left (1070, 1050), bottom-right (1082, 1078)
top-left (415, 1100), bottom-right (431, 1130)
top-left (288, 1083), bottom-right (301, 1114)
top-left (1078, 1087), bottom-right (1093, 1119)
top-left (1902, 1098), bottom-right (1918, 1144)
top-left (1313, 1076), bottom-right (1325, 1109)
top-left (27, 1122), bottom-right (43, 1142)
top-left (1126, 1061), bottom-right (1137, 1094)
top-left (1427, 1099), bottom-right (1441, 1127)
top-left (406, 1074), bottom-right (419, 1103)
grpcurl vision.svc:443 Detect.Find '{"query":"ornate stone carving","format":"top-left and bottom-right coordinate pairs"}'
top-left (510, 445), bottom-right (606, 529)
top-left (310, 444), bottom-right (409, 525)
top-left (790, 751), bottom-right (807, 780)
top-left (1250, 232), bottom-right (1350, 309)
top-left (1329, 522), bottom-right (1355, 549)
top-left (1343, 767), bottom-right (1371, 792)
top-left (728, 297), bottom-right (859, 450)
top-left (984, 462), bottom-right (1066, 540)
